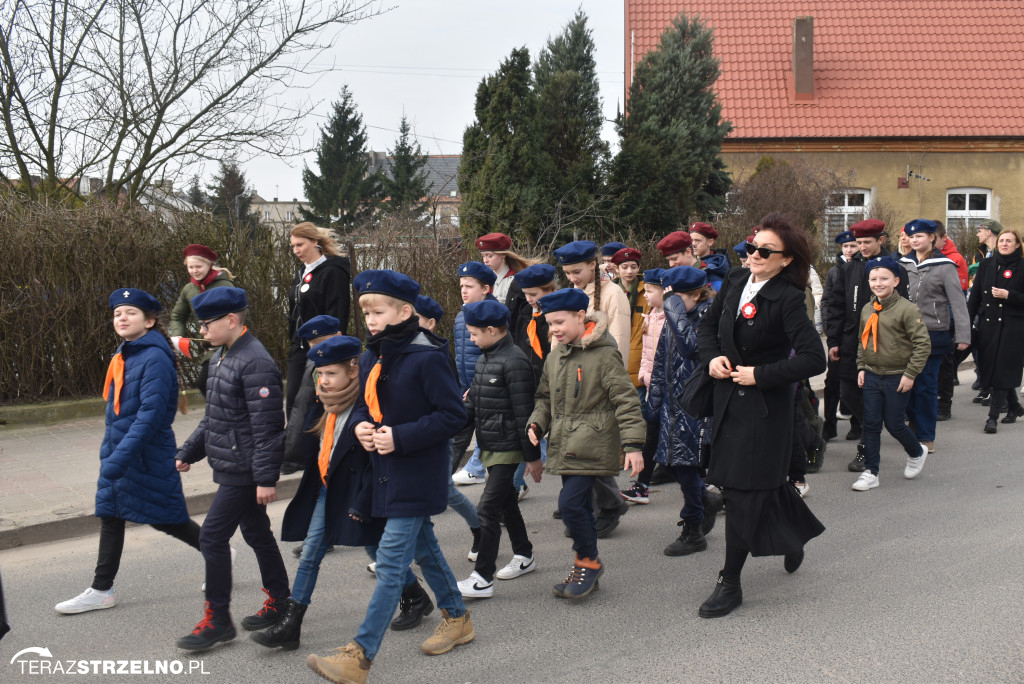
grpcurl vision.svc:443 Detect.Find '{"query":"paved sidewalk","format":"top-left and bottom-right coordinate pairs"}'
top-left (0, 407), bottom-right (302, 550)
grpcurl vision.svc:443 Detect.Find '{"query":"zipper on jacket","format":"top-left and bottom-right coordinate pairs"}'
top-left (574, 365), bottom-right (582, 398)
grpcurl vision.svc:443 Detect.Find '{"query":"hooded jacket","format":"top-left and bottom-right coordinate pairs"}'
top-left (940, 239), bottom-right (969, 291)
top-left (638, 307), bottom-right (666, 388)
top-left (465, 334), bottom-right (541, 461)
top-left (856, 291), bottom-right (931, 378)
top-left (900, 250), bottom-right (970, 345)
top-left (701, 253), bottom-right (731, 292)
top-left (529, 312), bottom-right (646, 477)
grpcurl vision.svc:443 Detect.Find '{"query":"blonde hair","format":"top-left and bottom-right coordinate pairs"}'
top-left (490, 250), bottom-right (542, 274)
top-left (291, 222), bottom-right (342, 257)
top-left (358, 292), bottom-right (413, 312)
top-left (183, 254), bottom-right (236, 281)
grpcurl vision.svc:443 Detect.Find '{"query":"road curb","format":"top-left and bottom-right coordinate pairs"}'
top-left (0, 390), bottom-right (206, 427)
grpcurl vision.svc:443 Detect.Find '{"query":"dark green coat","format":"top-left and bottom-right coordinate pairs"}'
top-left (169, 271), bottom-right (233, 361)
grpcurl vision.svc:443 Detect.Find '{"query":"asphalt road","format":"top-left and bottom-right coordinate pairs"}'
top-left (1, 386), bottom-right (1023, 683)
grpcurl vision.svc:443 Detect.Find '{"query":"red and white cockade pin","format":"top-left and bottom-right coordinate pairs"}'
top-left (304, 273), bottom-right (313, 283)
top-left (1003, 269), bottom-right (1013, 279)
top-left (741, 302), bottom-right (757, 319)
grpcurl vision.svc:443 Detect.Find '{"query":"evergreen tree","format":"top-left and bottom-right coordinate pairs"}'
top-left (185, 174), bottom-right (206, 210)
top-left (207, 159), bottom-right (253, 222)
top-left (381, 115), bottom-right (431, 216)
top-left (611, 12), bottom-right (732, 238)
top-left (534, 10), bottom-right (610, 241)
top-left (301, 86), bottom-right (381, 229)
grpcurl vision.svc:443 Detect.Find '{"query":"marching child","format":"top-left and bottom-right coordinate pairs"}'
top-left (175, 287), bottom-right (290, 652)
top-left (457, 300), bottom-right (543, 599)
top-left (306, 270), bottom-right (472, 684)
top-left (528, 288), bottom-right (646, 599)
top-left (852, 257), bottom-right (931, 491)
top-left (611, 247), bottom-right (649, 387)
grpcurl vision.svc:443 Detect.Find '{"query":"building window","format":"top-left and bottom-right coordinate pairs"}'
top-left (285, 210), bottom-right (294, 221)
top-left (825, 189), bottom-right (870, 242)
top-left (264, 210), bottom-right (270, 221)
top-left (946, 187), bottom-right (991, 242)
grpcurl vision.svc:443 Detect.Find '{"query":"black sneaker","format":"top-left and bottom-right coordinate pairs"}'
top-left (971, 378), bottom-right (982, 391)
top-left (973, 391), bottom-right (990, 404)
top-left (848, 443), bottom-right (866, 472)
top-left (845, 426), bottom-right (862, 441)
top-left (936, 408), bottom-right (951, 422)
top-left (805, 441), bottom-right (826, 474)
top-left (177, 602), bottom-right (236, 651)
top-left (1002, 404), bottom-right (1024, 424)
top-left (984, 418), bottom-right (998, 434)
top-left (240, 589), bottom-right (285, 631)
top-left (553, 558), bottom-right (603, 599)
top-left (620, 482), bottom-right (650, 504)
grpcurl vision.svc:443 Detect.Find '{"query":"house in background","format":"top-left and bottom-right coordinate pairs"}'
top-left (625, 1), bottom-right (1024, 244)
top-left (367, 152), bottom-right (462, 228)
top-left (250, 194), bottom-right (309, 231)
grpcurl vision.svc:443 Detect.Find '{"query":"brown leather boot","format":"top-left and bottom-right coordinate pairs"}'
top-left (420, 609), bottom-right (475, 655)
top-left (306, 641), bottom-right (372, 684)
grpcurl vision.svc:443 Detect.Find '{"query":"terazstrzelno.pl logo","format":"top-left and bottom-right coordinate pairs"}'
top-left (10, 647), bottom-right (210, 676)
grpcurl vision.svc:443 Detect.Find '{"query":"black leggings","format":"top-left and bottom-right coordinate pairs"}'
top-left (722, 520), bottom-right (749, 578)
top-left (92, 516), bottom-right (201, 591)
top-left (988, 388), bottom-right (1022, 419)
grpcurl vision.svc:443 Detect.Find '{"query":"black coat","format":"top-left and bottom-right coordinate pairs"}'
top-left (288, 255), bottom-right (351, 345)
top-left (465, 335), bottom-right (541, 460)
top-left (280, 404), bottom-right (385, 546)
top-left (505, 280), bottom-right (535, 356)
top-left (966, 253), bottom-right (1024, 389)
top-left (698, 268), bottom-right (826, 490)
top-left (823, 248), bottom-right (908, 379)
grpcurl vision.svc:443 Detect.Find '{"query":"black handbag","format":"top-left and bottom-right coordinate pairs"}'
top-left (677, 365), bottom-right (714, 418)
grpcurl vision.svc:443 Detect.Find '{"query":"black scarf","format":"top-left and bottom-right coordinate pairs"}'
top-left (366, 315), bottom-right (420, 353)
top-left (995, 250), bottom-right (1022, 268)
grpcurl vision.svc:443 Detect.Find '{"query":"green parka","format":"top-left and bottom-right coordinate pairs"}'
top-left (169, 270), bottom-right (234, 362)
top-left (529, 312), bottom-right (646, 477)
top-left (856, 291), bottom-right (931, 378)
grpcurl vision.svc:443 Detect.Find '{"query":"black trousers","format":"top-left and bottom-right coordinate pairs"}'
top-left (285, 344), bottom-right (307, 418)
top-left (839, 378), bottom-right (865, 436)
top-left (823, 358), bottom-right (841, 432)
top-left (938, 352), bottom-right (955, 412)
top-left (637, 419), bottom-right (659, 487)
top-left (474, 464), bottom-right (533, 582)
top-left (200, 484), bottom-right (289, 611)
top-left (988, 388), bottom-right (1022, 419)
top-left (93, 516), bottom-right (201, 591)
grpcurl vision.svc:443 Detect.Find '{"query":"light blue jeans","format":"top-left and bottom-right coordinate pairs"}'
top-left (513, 438), bottom-right (547, 490)
top-left (291, 486), bottom-right (332, 605)
top-left (462, 446), bottom-right (485, 478)
top-left (355, 516), bottom-right (465, 661)
top-left (448, 440), bottom-right (480, 528)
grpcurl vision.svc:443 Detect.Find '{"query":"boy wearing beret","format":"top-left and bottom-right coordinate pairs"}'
top-left (306, 270), bottom-right (472, 684)
top-left (852, 258), bottom-right (931, 492)
top-left (528, 289), bottom-right (646, 599)
top-left (656, 231), bottom-right (698, 268)
top-left (689, 222), bottom-right (730, 291)
top-left (175, 287), bottom-right (290, 651)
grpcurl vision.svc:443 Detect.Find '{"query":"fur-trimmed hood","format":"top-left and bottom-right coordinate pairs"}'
top-left (575, 310), bottom-right (612, 350)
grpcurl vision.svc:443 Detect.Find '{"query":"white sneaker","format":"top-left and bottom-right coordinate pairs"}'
top-left (367, 561), bottom-right (377, 575)
top-left (452, 469), bottom-right (486, 486)
top-left (495, 554), bottom-right (536, 580)
top-left (201, 546), bottom-right (236, 592)
top-left (836, 410), bottom-right (852, 420)
top-left (457, 571), bottom-right (494, 598)
top-left (518, 484), bottom-right (529, 502)
top-left (55, 587), bottom-right (116, 614)
top-left (852, 471), bottom-right (879, 491)
top-left (904, 443), bottom-right (928, 479)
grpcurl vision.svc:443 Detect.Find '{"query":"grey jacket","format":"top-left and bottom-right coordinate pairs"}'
top-left (900, 251), bottom-right (970, 345)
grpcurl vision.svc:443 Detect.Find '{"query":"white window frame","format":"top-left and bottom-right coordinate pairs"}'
top-left (263, 210), bottom-right (270, 221)
top-left (945, 187), bottom-right (991, 242)
top-left (285, 210), bottom-right (294, 221)
top-left (824, 188), bottom-right (871, 242)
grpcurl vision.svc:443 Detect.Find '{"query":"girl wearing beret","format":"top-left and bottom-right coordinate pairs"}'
top-left (55, 290), bottom-right (200, 615)
top-left (477, 233), bottom-right (541, 377)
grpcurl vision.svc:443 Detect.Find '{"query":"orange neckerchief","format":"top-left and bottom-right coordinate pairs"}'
top-left (527, 311), bottom-right (544, 359)
top-left (319, 412), bottom-right (337, 485)
top-left (364, 356), bottom-right (383, 422)
top-left (103, 352), bottom-right (125, 415)
top-left (860, 301), bottom-right (884, 352)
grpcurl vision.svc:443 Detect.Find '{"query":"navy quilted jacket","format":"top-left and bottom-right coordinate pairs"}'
top-left (96, 329), bottom-right (190, 524)
top-left (177, 332), bottom-right (285, 486)
top-left (453, 294), bottom-right (496, 390)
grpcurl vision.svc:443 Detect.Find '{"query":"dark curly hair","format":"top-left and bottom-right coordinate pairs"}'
top-left (757, 212), bottom-right (812, 290)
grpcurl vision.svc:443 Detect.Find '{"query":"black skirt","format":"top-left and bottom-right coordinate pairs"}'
top-left (724, 484), bottom-right (825, 556)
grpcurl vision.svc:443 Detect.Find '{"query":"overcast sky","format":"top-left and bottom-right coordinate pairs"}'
top-left (245, 1), bottom-right (624, 202)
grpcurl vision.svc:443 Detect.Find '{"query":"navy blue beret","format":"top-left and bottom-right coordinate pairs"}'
top-left (307, 335), bottom-right (362, 366)
top-left (109, 288), bottom-right (162, 313)
top-left (662, 266), bottom-right (708, 293)
top-left (463, 299), bottom-right (510, 328)
top-left (600, 241), bottom-right (628, 257)
top-left (553, 240), bottom-right (598, 265)
top-left (415, 295), bottom-right (444, 322)
top-left (643, 268), bottom-right (665, 286)
top-left (904, 219), bottom-right (939, 235)
top-left (732, 239), bottom-right (750, 256)
top-left (538, 288), bottom-right (590, 314)
top-left (866, 256), bottom-right (901, 276)
top-left (514, 264), bottom-right (557, 288)
top-left (458, 261), bottom-right (497, 286)
top-left (353, 269), bottom-right (421, 304)
top-left (191, 286), bottom-right (248, 320)
top-left (834, 230), bottom-right (855, 245)
top-left (298, 315), bottom-right (340, 340)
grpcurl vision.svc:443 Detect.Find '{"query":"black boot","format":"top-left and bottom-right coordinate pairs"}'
top-left (848, 442), bottom-right (866, 472)
top-left (1001, 404), bottom-right (1024, 424)
top-left (176, 602), bottom-right (236, 651)
top-left (389, 580), bottom-right (433, 631)
top-left (698, 572), bottom-right (742, 618)
top-left (701, 488), bottom-right (724, 535)
top-left (250, 599), bottom-right (307, 651)
top-left (664, 520), bottom-right (708, 556)
top-left (784, 548), bottom-right (805, 574)
top-left (241, 588), bottom-right (286, 631)
top-left (984, 418), bottom-right (998, 434)
top-left (805, 440), bottom-right (826, 474)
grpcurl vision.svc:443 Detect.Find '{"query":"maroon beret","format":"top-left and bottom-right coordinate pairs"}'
top-left (849, 219), bottom-right (886, 238)
top-left (611, 247), bottom-right (642, 265)
top-left (656, 231), bottom-right (693, 257)
top-left (690, 222), bottom-right (718, 240)
top-left (183, 243), bottom-right (218, 262)
top-left (476, 232), bottom-right (512, 251)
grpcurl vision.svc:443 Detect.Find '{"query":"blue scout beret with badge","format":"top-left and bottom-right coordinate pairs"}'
top-left (191, 286), bottom-right (248, 320)
top-left (458, 261), bottom-right (497, 286)
top-left (463, 299), bottom-right (510, 328)
top-left (643, 268), bottom-right (666, 286)
top-left (834, 230), bottom-right (855, 245)
top-left (109, 288), bottom-right (162, 313)
top-left (732, 239), bottom-right (749, 257)
top-left (514, 263), bottom-right (557, 289)
top-left (538, 288), bottom-right (590, 314)
top-left (415, 295), bottom-right (444, 323)
top-left (307, 335), bottom-right (362, 367)
top-left (353, 269), bottom-right (421, 304)
top-left (865, 256), bottom-right (901, 276)
top-left (600, 241), bottom-right (628, 257)
top-left (554, 240), bottom-right (598, 265)
top-left (297, 315), bottom-right (340, 340)
top-left (662, 266), bottom-right (708, 293)
top-left (903, 219), bottom-right (939, 235)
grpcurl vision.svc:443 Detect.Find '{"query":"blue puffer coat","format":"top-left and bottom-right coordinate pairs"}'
top-left (703, 254), bottom-right (731, 292)
top-left (96, 329), bottom-right (190, 525)
top-left (648, 295), bottom-right (712, 468)
top-left (453, 294), bottom-right (496, 390)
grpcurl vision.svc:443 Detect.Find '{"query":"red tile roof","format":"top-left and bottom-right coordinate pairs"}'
top-left (625, 1), bottom-right (1024, 139)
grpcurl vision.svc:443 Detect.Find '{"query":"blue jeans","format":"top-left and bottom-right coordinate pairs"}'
top-left (559, 475), bottom-right (598, 560)
top-left (671, 465), bottom-right (704, 525)
top-left (355, 517), bottom-right (465, 661)
top-left (447, 441), bottom-right (480, 528)
top-left (513, 438), bottom-right (547, 490)
top-left (291, 486), bottom-right (332, 605)
top-left (906, 353), bottom-right (943, 442)
top-left (862, 372), bottom-right (923, 475)
top-left (462, 447), bottom-right (485, 478)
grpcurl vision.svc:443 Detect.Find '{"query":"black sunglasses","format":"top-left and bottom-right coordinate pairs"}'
top-left (745, 242), bottom-right (786, 259)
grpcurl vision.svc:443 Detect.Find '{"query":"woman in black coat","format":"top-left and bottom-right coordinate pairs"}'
top-left (966, 228), bottom-right (1024, 433)
top-left (696, 213), bottom-right (826, 618)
